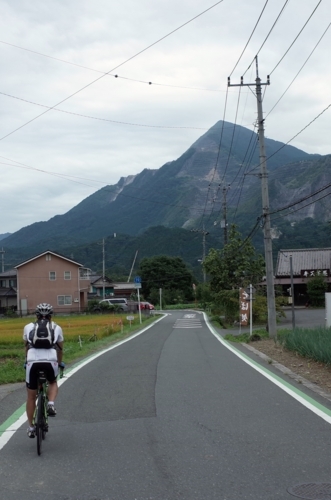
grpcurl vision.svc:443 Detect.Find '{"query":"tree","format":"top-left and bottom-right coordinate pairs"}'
top-left (307, 274), bottom-right (327, 307)
top-left (203, 225), bottom-right (265, 292)
top-left (139, 255), bottom-right (194, 303)
top-left (203, 225), bottom-right (265, 321)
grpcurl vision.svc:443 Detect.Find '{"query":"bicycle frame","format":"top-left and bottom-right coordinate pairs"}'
top-left (32, 370), bottom-right (49, 456)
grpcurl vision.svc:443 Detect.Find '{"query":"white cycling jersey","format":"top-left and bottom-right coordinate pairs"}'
top-left (23, 321), bottom-right (64, 362)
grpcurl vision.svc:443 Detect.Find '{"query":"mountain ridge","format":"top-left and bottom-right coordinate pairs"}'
top-left (1, 120), bottom-right (325, 256)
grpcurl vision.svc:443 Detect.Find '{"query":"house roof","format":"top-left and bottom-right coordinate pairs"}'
top-left (15, 250), bottom-right (83, 269)
top-left (90, 275), bottom-right (113, 284)
top-left (276, 248), bottom-right (331, 276)
top-left (0, 287), bottom-right (17, 297)
top-left (0, 268), bottom-right (17, 278)
top-left (114, 282), bottom-right (136, 290)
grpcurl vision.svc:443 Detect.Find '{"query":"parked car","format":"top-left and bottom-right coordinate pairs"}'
top-left (94, 298), bottom-right (129, 312)
top-left (139, 301), bottom-right (155, 310)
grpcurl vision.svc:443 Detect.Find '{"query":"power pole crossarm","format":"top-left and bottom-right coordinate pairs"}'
top-left (228, 57), bottom-right (277, 338)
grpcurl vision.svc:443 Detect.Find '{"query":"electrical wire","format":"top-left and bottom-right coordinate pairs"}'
top-left (269, 0), bottom-right (323, 75)
top-left (0, 90), bottom-right (207, 131)
top-left (0, 0), bottom-right (225, 143)
top-left (242, 0), bottom-right (289, 76)
top-left (197, 86), bottom-right (230, 230)
top-left (269, 180), bottom-right (331, 217)
top-left (270, 189), bottom-right (331, 223)
top-left (265, 22), bottom-right (331, 119)
top-left (0, 40), bottom-right (224, 93)
top-left (229, 0), bottom-right (269, 77)
top-left (245, 101), bottom-right (331, 176)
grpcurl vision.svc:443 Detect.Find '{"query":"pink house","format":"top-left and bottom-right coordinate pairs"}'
top-left (15, 251), bottom-right (91, 315)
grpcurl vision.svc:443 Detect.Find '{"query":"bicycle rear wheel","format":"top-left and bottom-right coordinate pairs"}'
top-left (36, 393), bottom-right (44, 455)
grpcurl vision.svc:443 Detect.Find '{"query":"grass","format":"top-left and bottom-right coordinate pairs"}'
top-left (0, 313), bottom-right (156, 385)
top-left (277, 326), bottom-right (331, 365)
top-left (224, 328), bottom-right (269, 343)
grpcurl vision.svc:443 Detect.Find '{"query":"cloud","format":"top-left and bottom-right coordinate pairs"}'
top-left (0, 0), bottom-right (330, 233)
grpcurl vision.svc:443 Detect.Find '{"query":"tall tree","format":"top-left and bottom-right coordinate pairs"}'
top-left (139, 255), bottom-right (194, 301)
top-left (203, 225), bottom-right (265, 293)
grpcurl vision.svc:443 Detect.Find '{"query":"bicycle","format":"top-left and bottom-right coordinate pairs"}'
top-left (32, 366), bottom-right (64, 455)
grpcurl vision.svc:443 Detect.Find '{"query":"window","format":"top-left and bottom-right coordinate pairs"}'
top-left (9, 280), bottom-right (17, 287)
top-left (64, 271), bottom-right (71, 280)
top-left (57, 295), bottom-right (72, 306)
top-left (0, 280), bottom-right (6, 288)
top-left (49, 271), bottom-right (56, 281)
top-left (46, 254), bottom-right (51, 261)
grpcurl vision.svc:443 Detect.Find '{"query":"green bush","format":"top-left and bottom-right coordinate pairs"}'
top-left (307, 275), bottom-right (327, 306)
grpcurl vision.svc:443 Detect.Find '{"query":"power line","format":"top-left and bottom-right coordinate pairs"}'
top-left (0, 91), bottom-right (207, 131)
top-left (245, 101), bottom-right (331, 176)
top-left (0, 40), bottom-right (224, 93)
top-left (269, 180), bottom-right (331, 217)
top-left (265, 22), bottom-right (331, 119)
top-left (229, 0), bottom-right (269, 77)
top-left (0, 0), bottom-right (225, 143)
top-left (269, 0), bottom-right (323, 75)
top-left (242, 0), bottom-right (289, 76)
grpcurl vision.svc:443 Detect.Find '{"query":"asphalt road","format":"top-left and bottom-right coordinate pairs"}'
top-left (1, 310), bottom-right (331, 500)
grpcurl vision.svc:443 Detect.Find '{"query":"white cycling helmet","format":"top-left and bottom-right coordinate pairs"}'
top-left (35, 303), bottom-right (53, 316)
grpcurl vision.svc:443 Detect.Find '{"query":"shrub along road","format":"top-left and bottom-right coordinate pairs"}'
top-left (1, 310), bottom-right (331, 499)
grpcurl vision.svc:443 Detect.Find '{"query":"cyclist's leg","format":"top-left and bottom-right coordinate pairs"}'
top-left (26, 388), bottom-right (37, 426)
top-left (45, 362), bottom-right (58, 415)
top-left (26, 362), bottom-right (38, 427)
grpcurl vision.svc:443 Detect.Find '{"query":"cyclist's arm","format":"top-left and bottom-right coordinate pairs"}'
top-left (56, 341), bottom-right (63, 364)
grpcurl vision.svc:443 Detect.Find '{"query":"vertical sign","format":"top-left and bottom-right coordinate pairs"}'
top-left (239, 288), bottom-right (250, 326)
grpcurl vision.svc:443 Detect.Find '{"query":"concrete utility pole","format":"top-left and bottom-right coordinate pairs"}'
top-left (228, 56), bottom-right (277, 338)
top-left (202, 226), bottom-right (209, 283)
top-left (102, 238), bottom-right (105, 300)
top-left (0, 248), bottom-right (4, 273)
top-left (221, 185), bottom-right (230, 245)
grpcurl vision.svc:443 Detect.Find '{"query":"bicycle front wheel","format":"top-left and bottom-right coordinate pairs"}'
top-left (36, 393), bottom-right (44, 456)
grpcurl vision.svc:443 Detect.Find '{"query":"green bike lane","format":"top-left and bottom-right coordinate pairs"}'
top-left (1, 310), bottom-right (331, 499)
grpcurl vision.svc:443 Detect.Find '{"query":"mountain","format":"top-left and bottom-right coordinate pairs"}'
top-left (1, 120), bottom-right (320, 255)
top-left (0, 233), bottom-right (11, 242)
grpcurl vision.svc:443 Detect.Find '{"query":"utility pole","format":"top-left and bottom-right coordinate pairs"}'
top-left (221, 185), bottom-right (230, 245)
top-left (228, 56), bottom-right (277, 338)
top-left (102, 238), bottom-right (105, 300)
top-left (0, 248), bottom-right (4, 273)
top-left (202, 226), bottom-right (209, 283)
top-left (191, 227), bottom-right (209, 283)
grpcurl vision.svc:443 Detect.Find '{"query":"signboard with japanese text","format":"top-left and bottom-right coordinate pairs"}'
top-left (300, 269), bottom-right (329, 278)
top-left (239, 288), bottom-right (250, 326)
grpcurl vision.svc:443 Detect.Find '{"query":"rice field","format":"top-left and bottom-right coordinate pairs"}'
top-left (0, 313), bottom-right (148, 384)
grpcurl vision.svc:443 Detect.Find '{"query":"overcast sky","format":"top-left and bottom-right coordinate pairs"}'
top-left (0, 0), bottom-right (330, 234)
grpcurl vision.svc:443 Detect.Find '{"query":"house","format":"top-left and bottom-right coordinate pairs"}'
top-left (89, 275), bottom-right (114, 298)
top-left (89, 276), bottom-right (137, 300)
top-left (0, 269), bottom-right (17, 312)
top-left (274, 248), bottom-right (331, 305)
top-left (15, 250), bottom-right (91, 315)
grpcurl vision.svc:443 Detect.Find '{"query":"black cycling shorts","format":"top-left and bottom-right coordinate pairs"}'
top-left (26, 361), bottom-right (57, 390)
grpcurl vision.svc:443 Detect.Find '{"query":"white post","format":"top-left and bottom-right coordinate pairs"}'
top-left (325, 293), bottom-right (331, 327)
top-left (250, 284), bottom-right (253, 337)
top-left (159, 288), bottom-right (162, 311)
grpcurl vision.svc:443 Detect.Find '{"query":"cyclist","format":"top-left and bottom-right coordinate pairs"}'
top-left (23, 303), bottom-right (64, 438)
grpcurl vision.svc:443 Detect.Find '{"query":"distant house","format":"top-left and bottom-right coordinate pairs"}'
top-left (274, 248), bottom-right (331, 305)
top-left (89, 275), bottom-right (137, 300)
top-left (0, 269), bottom-right (17, 312)
top-left (89, 275), bottom-right (114, 298)
top-left (15, 250), bottom-right (91, 315)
